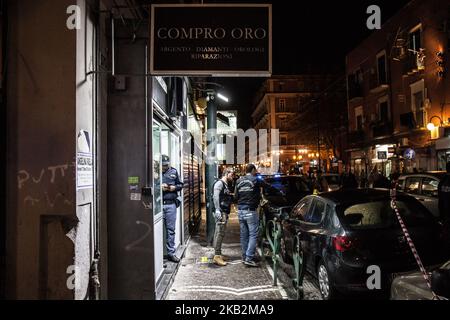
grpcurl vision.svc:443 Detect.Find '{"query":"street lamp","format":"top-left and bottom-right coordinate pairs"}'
top-left (427, 115), bottom-right (443, 131)
top-left (217, 93), bottom-right (229, 103)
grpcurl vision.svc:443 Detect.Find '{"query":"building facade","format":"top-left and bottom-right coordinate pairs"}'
top-left (4, 0), bottom-right (203, 300)
top-left (346, 0), bottom-right (450, 177)
top-left (252, 75), bottom-right (346, 174)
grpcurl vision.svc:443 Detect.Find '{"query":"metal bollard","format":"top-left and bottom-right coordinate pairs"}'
top-left (259, 211), bottom-right (267, 250)
top-left (292, 234), bottom-right (305, 300)
top-left (258, 199), bottom-right (269, 250)
top-left (266, 218), bottom-right (282, 286)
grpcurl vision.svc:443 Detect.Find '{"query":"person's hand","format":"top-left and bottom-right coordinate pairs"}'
top-left (162, 183), bottom-right (169, 191)
top-left (215, 210), bottom-right (222, 222)
top-left (169, 185), bottom-right (176, 192)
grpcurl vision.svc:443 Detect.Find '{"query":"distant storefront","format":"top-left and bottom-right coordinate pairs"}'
top-left (436, 136), bottom-right (450, 171)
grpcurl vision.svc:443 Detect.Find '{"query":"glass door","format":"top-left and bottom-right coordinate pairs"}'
top-left (153, 121), bottom-right (162, 217)
top-left (170, 132), bottom-right (183, 247)
top-left (152, 120), bottom-right (164, 283)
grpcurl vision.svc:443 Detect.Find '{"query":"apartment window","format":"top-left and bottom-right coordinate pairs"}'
top-left (348, 68), bottom-right (364, 99)
top-left (410, 79), bottom-right (426, 128)
top-left (280, 136), bottom-right (288, 145)
top-left (402, 25), bottom-right (424, 73)
top-left (378, 97), bottom-right (390, 122)
top-left (355, 106), bottom-right (364, 131)
top-left (279, 99), bottom-right (286, 112)
top-left (278, 115), bottom-right (287, 128)
top-left (356, 69), bottom-right (363, 84)
top-left (409, 25), bottom-right (422, 53)
top-left (376, 51), bottom-right (387, 85)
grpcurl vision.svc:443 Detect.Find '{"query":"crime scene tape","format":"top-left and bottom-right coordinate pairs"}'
top-left (390, 183), bottom-right (441, 300)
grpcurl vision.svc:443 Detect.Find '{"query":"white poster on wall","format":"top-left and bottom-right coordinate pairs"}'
top-left (77, 130), bottom-right (93, 190)
top-left (76, 153), bottom-right (93, 190)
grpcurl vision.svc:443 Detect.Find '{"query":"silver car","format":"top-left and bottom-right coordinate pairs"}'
top-left (391, 260), bottom-right (450, 300)
top-left (397, 172), bottom-right (445, 217)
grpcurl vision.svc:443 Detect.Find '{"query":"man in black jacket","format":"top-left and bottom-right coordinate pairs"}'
top-left (234, 164), bottom-right (264, 267)
top-left (212, 167), bottom-right (235, 266)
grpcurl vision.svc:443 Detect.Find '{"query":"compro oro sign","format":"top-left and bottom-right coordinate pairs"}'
top-left (150, 4), bottom-right (272, 76)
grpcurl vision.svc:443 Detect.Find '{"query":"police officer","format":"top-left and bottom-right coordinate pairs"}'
top-left (234, 164), bottom-right (265, 267)
top-left (212, 167), bottom-right (235, 266)
top-left (162, 155), bottom-right (183, 263)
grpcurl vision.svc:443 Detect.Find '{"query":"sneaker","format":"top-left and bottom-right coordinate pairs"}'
top-left (220, 255), bottom-right (230, 261)
top-left (243, 260), bottom-right (258, 267)
top-left (168, 255), bottom-right (180, 263)
top-left (213, 255), bottom-right (227, 266)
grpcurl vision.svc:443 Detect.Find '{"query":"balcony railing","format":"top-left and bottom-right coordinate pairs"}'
top-left (372, 122), bottom-right (393, 138)
top-left (402, 53), bottom-right (425, 75)
top-left (276, 106), bottom-right (298, 113)
top-left (347, 130), bottom-right (365, 145)
top-left (348, 83), bottom-right (363, 100)
top-left (369, 72), bottom-right (388, 92)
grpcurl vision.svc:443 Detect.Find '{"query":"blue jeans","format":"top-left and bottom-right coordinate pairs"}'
top-left (163, 203), bottom-right (177, 256)
top-left (238, 208), bottom-right (259, 261)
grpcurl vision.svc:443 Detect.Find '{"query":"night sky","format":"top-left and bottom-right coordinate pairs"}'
top-left (209, 0), bottom-right (412, 129)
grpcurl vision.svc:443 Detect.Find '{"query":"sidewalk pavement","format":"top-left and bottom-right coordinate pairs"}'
top-left (165, 208), bottom-right (322, 300)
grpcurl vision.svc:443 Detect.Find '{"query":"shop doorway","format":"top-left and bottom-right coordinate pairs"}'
top-left (152, 120), bottom-right (164, 284)
top-left (153, 119), bottom-right (184, 286)
top-left (160, 125), bottom-right (183, 252)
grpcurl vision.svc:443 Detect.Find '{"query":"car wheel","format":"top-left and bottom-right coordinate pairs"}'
top-left (317, 260), bottom-right (336, 300)
top-left (280, 236), bottom-right (292, 264)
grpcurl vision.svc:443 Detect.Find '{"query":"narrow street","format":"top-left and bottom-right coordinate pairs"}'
top-left (2, 0), bottom-right (450, 305)
top-left (166, 207), bottom-right (322, 300)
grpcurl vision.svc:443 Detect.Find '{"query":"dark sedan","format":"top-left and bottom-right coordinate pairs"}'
top-left (260, 175), bottom-right (312, 223)
top-left (280, 189), bottom-right (449, 299)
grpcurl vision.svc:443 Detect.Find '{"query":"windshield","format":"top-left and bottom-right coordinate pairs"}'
top-left (265, 178), bottom-right (310, 195)
top-left (324, 175), bottom-right (340, 185)
top-left (336, 198), bottom-right (434, 230)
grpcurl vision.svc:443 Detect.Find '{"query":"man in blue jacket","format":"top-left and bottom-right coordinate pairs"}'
top-left (162, 155), bottom-right (183, 263)
top-left (234, 164), bottom-right (264, 267)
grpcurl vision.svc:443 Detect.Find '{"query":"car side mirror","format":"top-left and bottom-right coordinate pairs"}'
top-left (431, 269), bottom-right (450, 299)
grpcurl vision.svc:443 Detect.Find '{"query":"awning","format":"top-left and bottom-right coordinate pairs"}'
top-left (436, 137), bottom-right (450, 150)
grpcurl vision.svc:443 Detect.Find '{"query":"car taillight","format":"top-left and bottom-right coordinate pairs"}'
top-left (333, 236), bottom-right (355, 252)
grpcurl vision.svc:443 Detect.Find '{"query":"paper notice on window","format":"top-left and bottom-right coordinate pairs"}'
top-left (76, 152), bottom-right (93, 190)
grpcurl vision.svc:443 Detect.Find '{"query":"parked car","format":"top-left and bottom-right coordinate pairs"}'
top-left (280, 189), bottom-right (448, 300)
top-left (322, 173), bottom-right (341, 191)
top-left (391, 260), bottom-right (450, 300)
top-left (260, 175), bottom-right (312, 223)
top-left (396, 172), bottom-right (446, 217)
